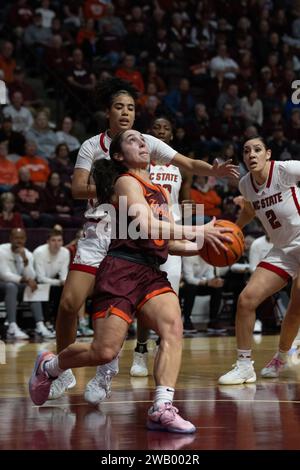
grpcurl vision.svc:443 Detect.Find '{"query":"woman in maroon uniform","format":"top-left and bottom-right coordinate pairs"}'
top-left (29, 130), bottom-right (232, 433)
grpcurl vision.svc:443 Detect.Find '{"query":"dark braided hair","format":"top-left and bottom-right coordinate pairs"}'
top-left (95, 77), bottom-right (138, 110)
top-left (92, 131), bottom-right (128, 204)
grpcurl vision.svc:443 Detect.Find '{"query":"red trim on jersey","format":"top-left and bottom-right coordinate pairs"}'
top-left (150, 161), bottom-right (170, 168)
top-left (99, 132), bottom-right (108, 153)
top-left (291, 187), bottom-right (300, 215)
top-left (250, 160), bottom-right (275, 193)
top-left (258, 261), bottom-right (291, 281)
top-left (266, 160), bottom-right (275, 188)
top-left (69, 263), bottom-right (97, 275)
top-left (250, 174), bottom-right (259, 193)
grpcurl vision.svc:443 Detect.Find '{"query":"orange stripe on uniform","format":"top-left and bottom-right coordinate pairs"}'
top-left (137, 286), bottom-right (176, 311)
top-left (93, 306), bottom-right (132, 324)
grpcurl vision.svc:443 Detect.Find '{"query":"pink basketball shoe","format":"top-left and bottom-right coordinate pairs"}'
top-left (147, 403), bottom-right (196, 434)
top-left (29, 351), bottom-right (56, 405)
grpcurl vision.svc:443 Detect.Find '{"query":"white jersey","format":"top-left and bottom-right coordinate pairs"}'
top-left (150, 163), bottom-right (182, 221)
top-left (239, 160), bottom-right (300, 248)
top-left (75, 131), bottom-right (177, 218)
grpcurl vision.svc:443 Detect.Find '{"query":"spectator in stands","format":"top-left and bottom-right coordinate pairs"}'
top-left (164, 78), bottom-right (196, 126)
top-left (241, 88), bottom-right (263, 127)
top-left (152, 27), bottom-right (175, 67)
top-left (26, 111), bottom-right (58, 159)
top-left (16, 140), bottom-right (50, 187)
top-left (83, 0), bottom-right (108, 21)
top-left (217, 83), bottom-right (242, 117)
top-left (0, 41), bottom-right (16, 84)
top-left (0, 116), bottom-right (25, 156)
top-left (286, 109), bottom-right (300, 145)
top-left (8, 0), bottom-right (34, 32)
top-left (63, 0), bottom-right (83, 28)
top-left (23, 12), bottom-right (52, 49)
top-left (12, 167), bottom-right (53, 228)
top-left (181, 255), bottom-right (224, 332)
top-left (98, 3), bottom-right (126, 37)
top-left (33, 228), bottom-right (70, 325)
top-left (0, 228), bottom-right (54, 339)
top-left (3, 91), bottom-right (34, 135)
top-left (184, 103), bottom-right (211, 151)
top-left (35, 0), bottom-right (56, 29)
top-left (8, 66), bottom-right (38, 108)
top-left (55, 116), bottom-right (80, 152)
top-left (125, 21), bottom-right (152, 65)
top-left (115, 54), bottom-right (145, 94)
top-left (211, 103), bottom-right (242, 142)
top-left (0, 192), bottom-right (24, 229)
top-left (0, 141), bottom-right (18, 193)
top-left (262, 82), bottom-right (282, 119)
top-left (44, 34), bottom-right (69, 78)
top-left (66, 47), bottom-right (96, 113)
top-left (190, 175), bottom-right (222, 219)
top-left (145, 61), bottom-right (167, 99)
top-left (44, 172), bottom-right (82, 227)
top-left (268, 126), bottom-right (293, 160)
top-left (210, 44), bottom-right (239, 80)
top-left (49, 143), bottom-right (74, 189)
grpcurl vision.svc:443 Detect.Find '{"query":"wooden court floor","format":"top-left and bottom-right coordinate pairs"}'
top-left (1, 334), bottom-right (300, 451)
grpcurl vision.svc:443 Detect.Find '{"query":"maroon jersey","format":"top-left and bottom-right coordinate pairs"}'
top-left (109, 172), bottom-right (170, 265)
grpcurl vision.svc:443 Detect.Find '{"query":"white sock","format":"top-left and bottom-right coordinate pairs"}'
top-left (36, 321), bottom-right (44, 330)
top-left (43, 355), bottom-right (64, 378)
top-left (237, 349), bottom-right (252, 364)
top-left (8, 322), bottom-right (17, 331)
top-left (153, 385), bottom-right (175, 410)
top-left (277, 350), bottom-right (288, 362)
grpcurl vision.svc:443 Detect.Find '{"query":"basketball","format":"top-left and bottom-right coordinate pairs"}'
top-left (198, 219), bottom-right (245, 267)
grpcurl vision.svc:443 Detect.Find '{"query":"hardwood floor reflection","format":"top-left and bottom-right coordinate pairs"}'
top-left (1, 335), bottom-right (300, 450)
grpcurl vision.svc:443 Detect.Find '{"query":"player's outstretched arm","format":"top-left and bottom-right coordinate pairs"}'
top-left (172, 153), bottom-right (240, 180)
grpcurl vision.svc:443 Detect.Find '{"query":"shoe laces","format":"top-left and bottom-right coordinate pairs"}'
top-left (158, 403), bottom-right (179, 424)
top-left (94, 370), bottom-right (113, 398)
top-left (266, 356), bottom-right (285, 370)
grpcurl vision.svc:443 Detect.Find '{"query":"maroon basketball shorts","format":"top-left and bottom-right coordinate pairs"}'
top-left (92, 256), bottom-right (176, 324)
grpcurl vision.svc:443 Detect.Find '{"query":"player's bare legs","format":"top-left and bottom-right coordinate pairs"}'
top-left (30, 292), bottom-right (195, 433)
top-left (56, 270), bottom-right (95, 353)
top-left (141, 292), bottom-right (182, 387)
top-left (219, 267), bottom-right (286, 384)
top-left (236, 268), bottom-right (286, 349)
top-left (48, 270), bottom-right (95, 399)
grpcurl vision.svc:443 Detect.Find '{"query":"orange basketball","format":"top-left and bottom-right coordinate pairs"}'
top-left (198, 219), bottom-right (245, 267)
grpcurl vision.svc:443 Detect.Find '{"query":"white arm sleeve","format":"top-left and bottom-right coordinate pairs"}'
top-left (74, 138), bottom-right (95, 171)
top-left (143, 134), bottom-right (177, 164)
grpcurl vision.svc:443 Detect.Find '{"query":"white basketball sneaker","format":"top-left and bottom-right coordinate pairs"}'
top-left (48, 369), bottom-right (76, 399)
top-left (84, 358), bottom-right (119, 405)
top-left (218, 360), bottom-right (256, 385)
top-left (130, 352), bottom-right (148, 377)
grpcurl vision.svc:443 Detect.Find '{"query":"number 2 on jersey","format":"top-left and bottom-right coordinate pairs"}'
top-left (162, 184), bottom-right (172, 194)
top-left (265, 209), bottom-right (281, 229)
